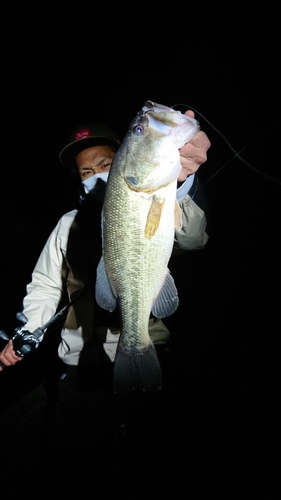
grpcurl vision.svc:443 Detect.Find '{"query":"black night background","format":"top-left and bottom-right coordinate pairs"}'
top-left (0, 19), bottom-right (279, 497)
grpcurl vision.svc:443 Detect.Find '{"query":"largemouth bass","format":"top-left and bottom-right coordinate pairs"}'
top-left (95, 100), bottom-right (200, 393)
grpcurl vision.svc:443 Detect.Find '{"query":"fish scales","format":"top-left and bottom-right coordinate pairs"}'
top-left (95, 101), bottom-right (200, 393)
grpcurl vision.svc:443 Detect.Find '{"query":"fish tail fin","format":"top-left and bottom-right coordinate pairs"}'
top-left (113, 343), bottom-right (162, 394)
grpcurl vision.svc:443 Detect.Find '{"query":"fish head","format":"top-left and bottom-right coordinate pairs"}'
top-left (117, 100), bottom-right (200, 192)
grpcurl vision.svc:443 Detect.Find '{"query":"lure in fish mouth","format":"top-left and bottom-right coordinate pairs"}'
top-left (95, 101), bottom-right (200, 394)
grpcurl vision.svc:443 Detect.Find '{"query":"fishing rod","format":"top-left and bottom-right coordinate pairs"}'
top-left (0, 287), bottom-right (89, 369)
top-left (171, 103), bottom-right (281, 187)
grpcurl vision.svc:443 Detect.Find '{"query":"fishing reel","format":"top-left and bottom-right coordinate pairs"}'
top-left (0, 327), bottom-right (40, 357)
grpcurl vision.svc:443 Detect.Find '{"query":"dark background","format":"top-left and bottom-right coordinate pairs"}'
top-left (0, 19), bottom-right (280, 496)
top-left (1, 33), bottom-right (279, 329)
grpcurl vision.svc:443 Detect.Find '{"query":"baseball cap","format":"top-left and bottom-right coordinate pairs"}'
top-left (59, 121), bottom-right (120, 166)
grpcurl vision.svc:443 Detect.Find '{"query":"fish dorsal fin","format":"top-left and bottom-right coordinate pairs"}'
top-left (174, 199), bottom-right (182, 231)
top-left (144, 196), bottom-right (165, 239)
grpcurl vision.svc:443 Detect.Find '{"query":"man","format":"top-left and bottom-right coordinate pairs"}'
top-left (0, 109), bottom-right (211, 381)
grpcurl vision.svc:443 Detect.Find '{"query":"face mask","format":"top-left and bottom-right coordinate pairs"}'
top-left (82, 172), bottom-right (109, 194)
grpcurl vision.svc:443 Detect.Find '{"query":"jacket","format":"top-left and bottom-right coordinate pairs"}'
top-left (20, 175), bottom-right (209, 366)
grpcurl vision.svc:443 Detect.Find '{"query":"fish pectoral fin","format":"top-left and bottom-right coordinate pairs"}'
top-left (174, 199), bottom-right (182, 231)
top-left (95, 257), bottom-right (117, 312)
top-left (152, 270), bottom-right (179, 318)
top-left (144, 196), bottom-right (165, 239)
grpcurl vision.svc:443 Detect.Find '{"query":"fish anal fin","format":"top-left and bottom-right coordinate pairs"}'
top-left (152, 270), bottom-right (179, 318)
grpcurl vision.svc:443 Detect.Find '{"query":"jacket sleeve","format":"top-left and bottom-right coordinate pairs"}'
top-left (20, 217), bottom-right (68, 335)
top-left (173, 174), bottom-right (209, 254)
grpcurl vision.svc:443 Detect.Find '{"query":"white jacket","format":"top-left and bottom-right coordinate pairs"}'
top-left (21, 177), bottom-right (208, 366)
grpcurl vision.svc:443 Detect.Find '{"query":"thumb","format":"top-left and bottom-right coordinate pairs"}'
top-left (184, 110), bottom-right (195, 118)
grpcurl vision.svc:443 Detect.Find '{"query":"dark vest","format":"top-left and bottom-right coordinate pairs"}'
top-left (62, 180), bottom-right (119, 362)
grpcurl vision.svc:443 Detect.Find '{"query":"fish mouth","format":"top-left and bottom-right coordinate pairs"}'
top-left (142, 100), bottom-right (173, 114)
top-left (143, 100), bottom-right (157, 111)
top-left (144, 100), bottom-right (155, 107)
top-left (142, 100), bottom-right (199, 130)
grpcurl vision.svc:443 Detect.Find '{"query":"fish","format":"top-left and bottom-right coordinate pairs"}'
top-left (95, 100), bottom-right (200, 393)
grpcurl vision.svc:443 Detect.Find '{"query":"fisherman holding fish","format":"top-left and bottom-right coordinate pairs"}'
top-left (0, 103), bottom-right (210, 397)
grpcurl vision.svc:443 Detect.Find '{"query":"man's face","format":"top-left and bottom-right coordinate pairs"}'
top-left (76, 145), bottom-right (116, 181)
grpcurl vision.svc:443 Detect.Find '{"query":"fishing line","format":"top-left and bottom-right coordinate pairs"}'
top-left (171, 103), bottom-right (281, 187)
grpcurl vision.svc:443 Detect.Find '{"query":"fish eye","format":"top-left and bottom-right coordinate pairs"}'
top-left (133, 124), bottom-right (144, 136)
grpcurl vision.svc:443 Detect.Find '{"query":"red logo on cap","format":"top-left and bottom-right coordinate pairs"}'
top-left (75, 128), bottom-right (91, 140)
